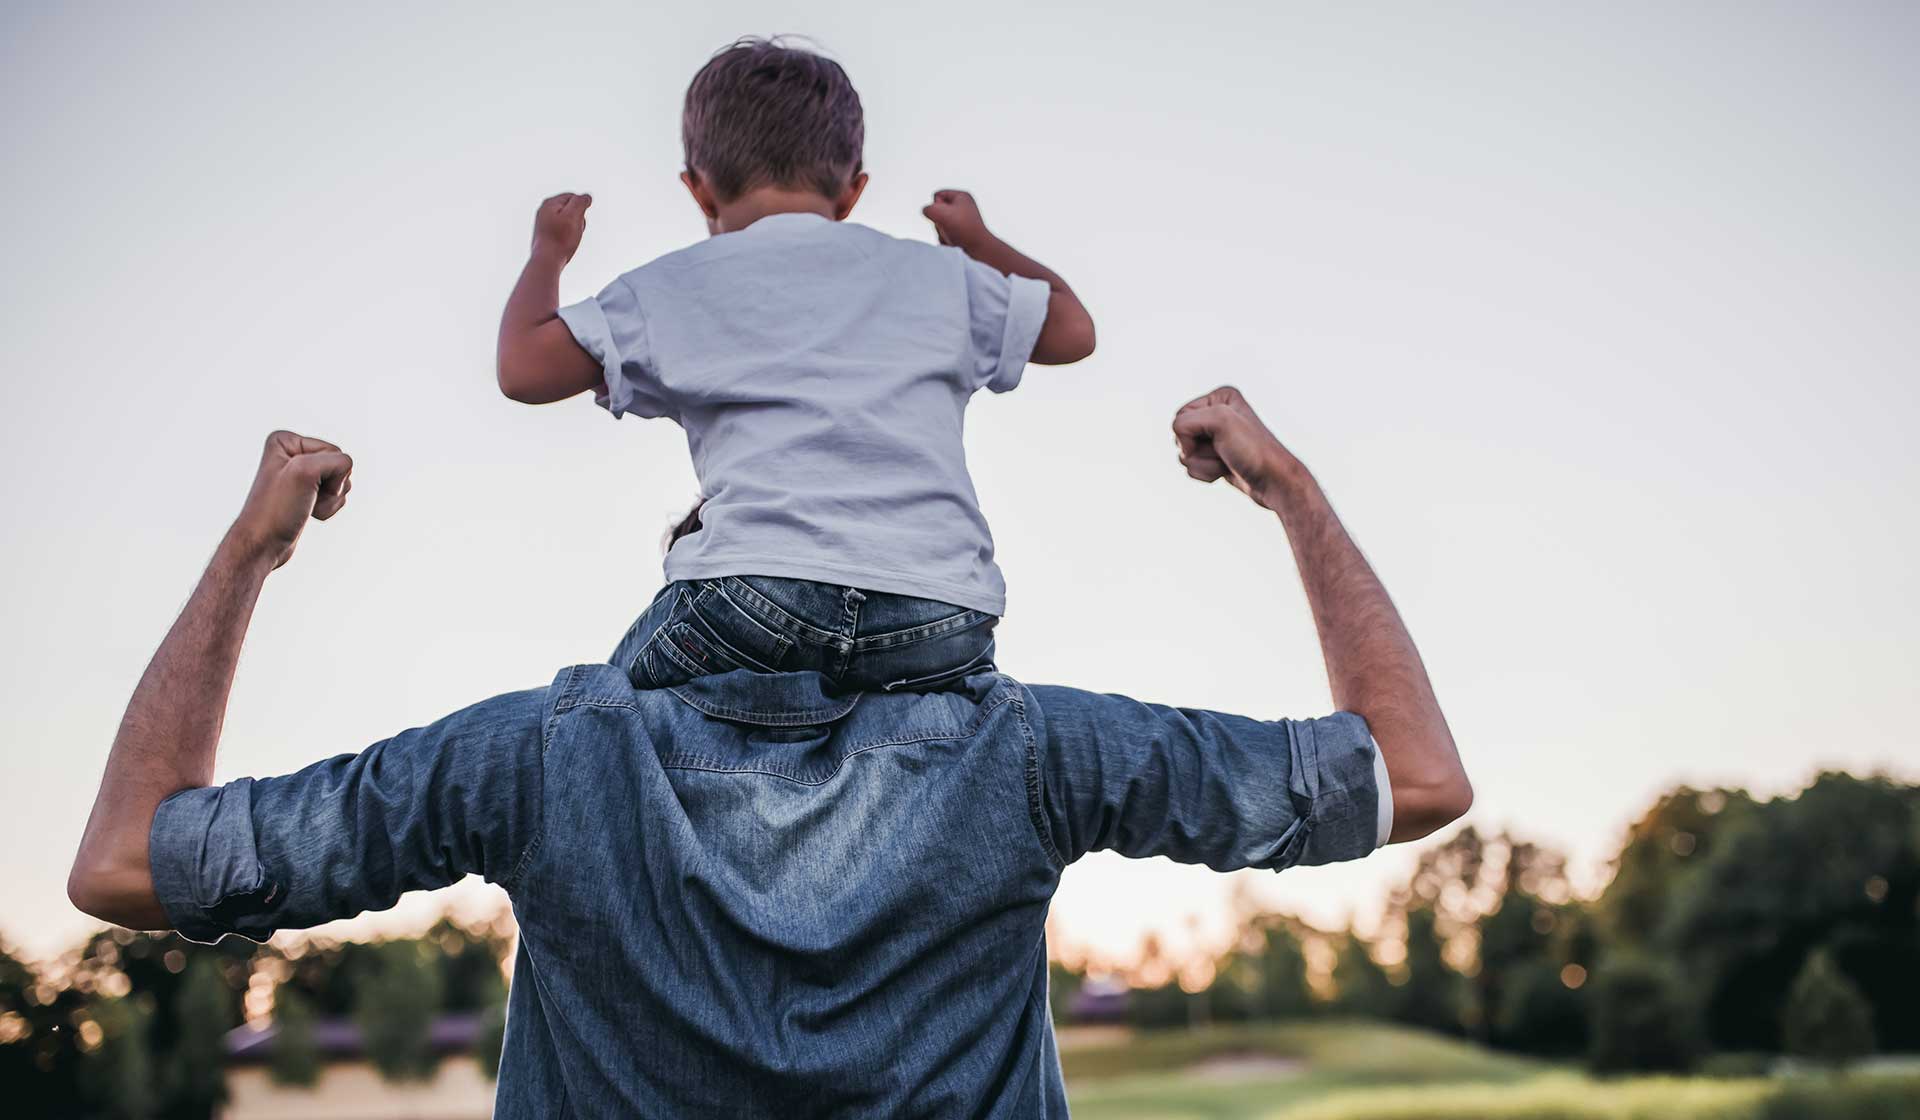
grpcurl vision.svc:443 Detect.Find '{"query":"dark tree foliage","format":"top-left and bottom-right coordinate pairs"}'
top-left (425, 918), bottom-right (512, 1013)
top-left (1046, 961), bottom-right (1083, 1022)
top-left (276, 940), bottom-right (382, 1017)
top-left (352, 940), bottom-right (445, 1082)
top-left (1124, 981), bottom-right (1193, 1030)
top-left (6, 771), bottom-right (1918, 1113)
top-left (269, 986), bottom-right (321, 1087)
top-left (1388, 826), bottom-right (1579, 1045)
top-left (1394, 906), bottom-right (1464, 1035)
top-left (84, 995), bottom-right (157, 1120)
top-left (1599, 786), bottom-right (1754, 949)
top-left (273, 918), bottom-right (508, 1020)
top-left (1204, 953), bottom-right (1255, 1024)
top-left (464, 946), bottom-right (509, 1081)
top-left (1587, 955), bottom-right (1703, 1074)
top-left (1473, 891), bottom-right (1554, 1043)
top-left (1252, 921), bottom-right (1312, 1020)
top-left (11, 921), bottom-right (518, 1115)
top-left (475, 999), bottom-right (508, 1081)
top-left (65, 929), bottom-right (251, 1120)
top-left (1399, 826), bottom-right (1491, 940)
top-left (166, 954), bottom-right (237, 1119)
top-left (1204, 917), bottom-right (1313, 1024)
top-left (1825, 923), bottom-right (1920, 1054)
top-left (1662, 773), bottom-right (1919, 1052)
top-left (1495, 958), bottom-right (1588, 1057)
top-left (1782, 948), bottom-right (1876, 1067)
top-left (2, 942), bottom-right (89, 1118)
top-left (1327, 929), bottom-right (1395, 1019)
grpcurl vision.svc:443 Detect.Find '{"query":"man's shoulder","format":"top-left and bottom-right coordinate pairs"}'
top-left (841, 671), bottom-right (1030, 735)
top-left (542, 665), bottom-right (1032, 738)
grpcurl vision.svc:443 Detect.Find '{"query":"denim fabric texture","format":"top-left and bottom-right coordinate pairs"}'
top-left (149, 661), bottom-right (1384, 1117)
top-left (612, 575), bottom-right (999, 695)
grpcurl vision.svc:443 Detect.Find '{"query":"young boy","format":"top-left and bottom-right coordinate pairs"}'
top-left (496, 37), bottom-right (1094, 693)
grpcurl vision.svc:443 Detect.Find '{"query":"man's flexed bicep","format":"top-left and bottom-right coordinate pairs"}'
top-left (148, 688), bottom-right (548, 944)
top-left (1024, 686), bottom-right (1384, 873)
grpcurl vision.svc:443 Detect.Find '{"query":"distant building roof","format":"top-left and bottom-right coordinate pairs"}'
top-left (1067, 977), bottom-right (1130, 1023)
top-left (224, 1012), bottom-right (487, 1065)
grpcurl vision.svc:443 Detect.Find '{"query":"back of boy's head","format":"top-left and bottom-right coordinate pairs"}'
top-left (683, 37), bottom-right (864, 203)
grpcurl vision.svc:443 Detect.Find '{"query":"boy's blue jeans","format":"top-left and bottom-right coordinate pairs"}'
top-left (611, 576), bottom-right (998, 694)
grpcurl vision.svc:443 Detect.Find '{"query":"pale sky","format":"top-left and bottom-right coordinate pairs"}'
top-left (3, 1), bottom-right (1916, 968)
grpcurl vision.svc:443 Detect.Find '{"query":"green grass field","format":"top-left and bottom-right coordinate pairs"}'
top-left (1061, 1021), bottom-right (1920, 1120)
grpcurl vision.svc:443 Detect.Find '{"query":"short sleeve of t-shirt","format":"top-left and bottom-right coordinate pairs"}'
top-left (557, 277), bottom-right (677, 420)
top-left (962, 257), bottom-right (1052, 394)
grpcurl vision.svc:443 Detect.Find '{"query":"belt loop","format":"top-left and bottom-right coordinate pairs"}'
top-left (836, 587), bottom-right (865, 670)
top-left (840, 588), bottom-right (866, 633)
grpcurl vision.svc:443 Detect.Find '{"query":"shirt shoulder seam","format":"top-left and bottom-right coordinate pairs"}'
top-left (498, 670), bottom-right (568, 892)
top-left (1009, 687), bottom-right (1067, 870)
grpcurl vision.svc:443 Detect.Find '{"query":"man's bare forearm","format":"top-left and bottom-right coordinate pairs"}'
top-left (68, 534), bottom-right (271, 927)
top-left (70, 432), bottom-right (353, 929)
top-left (1261, 470), bottom-right (1470, 841)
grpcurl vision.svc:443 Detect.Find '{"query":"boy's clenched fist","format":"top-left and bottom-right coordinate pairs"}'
top-left (923, 190), bottom-right (991, 251)
top-left (532, 192), bottom-right (593, 263)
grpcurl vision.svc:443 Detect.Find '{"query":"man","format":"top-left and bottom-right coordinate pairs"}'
top-left (68, 386), bottom-right (1470, 1117)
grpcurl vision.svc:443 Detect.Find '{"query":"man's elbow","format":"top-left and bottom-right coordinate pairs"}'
top-left (67, 853), bottom-right (164, 932)
top-left (67, 860), bottom-right (123, 926)
top-left (1391, 773), bottom-right (1474, 844)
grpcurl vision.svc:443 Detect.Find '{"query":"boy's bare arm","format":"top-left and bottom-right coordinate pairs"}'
top-left (924, 190), bottom-right (1096, 365)
top-left (497, 193), bottom-right (603, 404)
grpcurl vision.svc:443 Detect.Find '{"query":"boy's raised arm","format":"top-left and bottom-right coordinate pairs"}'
top-left (924, 190), bottom-right (1096, 366)
top-left (497, 193), bottom-right (603, 404)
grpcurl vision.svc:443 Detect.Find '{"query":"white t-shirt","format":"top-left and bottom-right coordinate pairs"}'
top-left (559, 212), bottom-right (1050, 615)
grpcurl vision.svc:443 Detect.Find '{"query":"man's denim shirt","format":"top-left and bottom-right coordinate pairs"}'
top-left (150, 666), bottom-right (1386, 1117)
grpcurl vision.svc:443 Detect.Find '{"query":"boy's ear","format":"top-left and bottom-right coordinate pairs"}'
top-left (833, 171), bottom-right (869, 221)
top-left (680, 170), bottom-right (721, 224)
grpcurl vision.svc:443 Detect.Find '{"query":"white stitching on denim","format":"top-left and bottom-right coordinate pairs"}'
top-left (659, 692), bottom-right (1019, 785)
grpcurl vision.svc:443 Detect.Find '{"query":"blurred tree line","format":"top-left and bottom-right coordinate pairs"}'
top-left (1067, 770), bottom-right (1918, 1074)
top-left (7, 769), bottom-right (1914, 1113)
top-left (0, 915), bottom-right (511, 1119)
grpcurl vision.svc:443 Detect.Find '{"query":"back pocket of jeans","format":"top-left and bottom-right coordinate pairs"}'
top-left (647, 615), bottom-right (787, 686)
top-left (688, 585), bottom-right (792, 669)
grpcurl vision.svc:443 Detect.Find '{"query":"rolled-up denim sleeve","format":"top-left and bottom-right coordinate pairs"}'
top-left (148, 687), bottom-right (550, 944)
top-left (1024, 685), bottom-right (1383, 871)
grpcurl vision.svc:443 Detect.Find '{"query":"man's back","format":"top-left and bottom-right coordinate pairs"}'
top-left (82, 389), bottom-right (1467, 1120)
top-left (147, 659), bottom-right (1383, 1117)
top-left (506, 665), bottom-right (1061, 1116)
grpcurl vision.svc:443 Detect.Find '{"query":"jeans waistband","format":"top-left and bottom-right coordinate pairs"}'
top-left (713, 576), bottom-right (993, 652)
